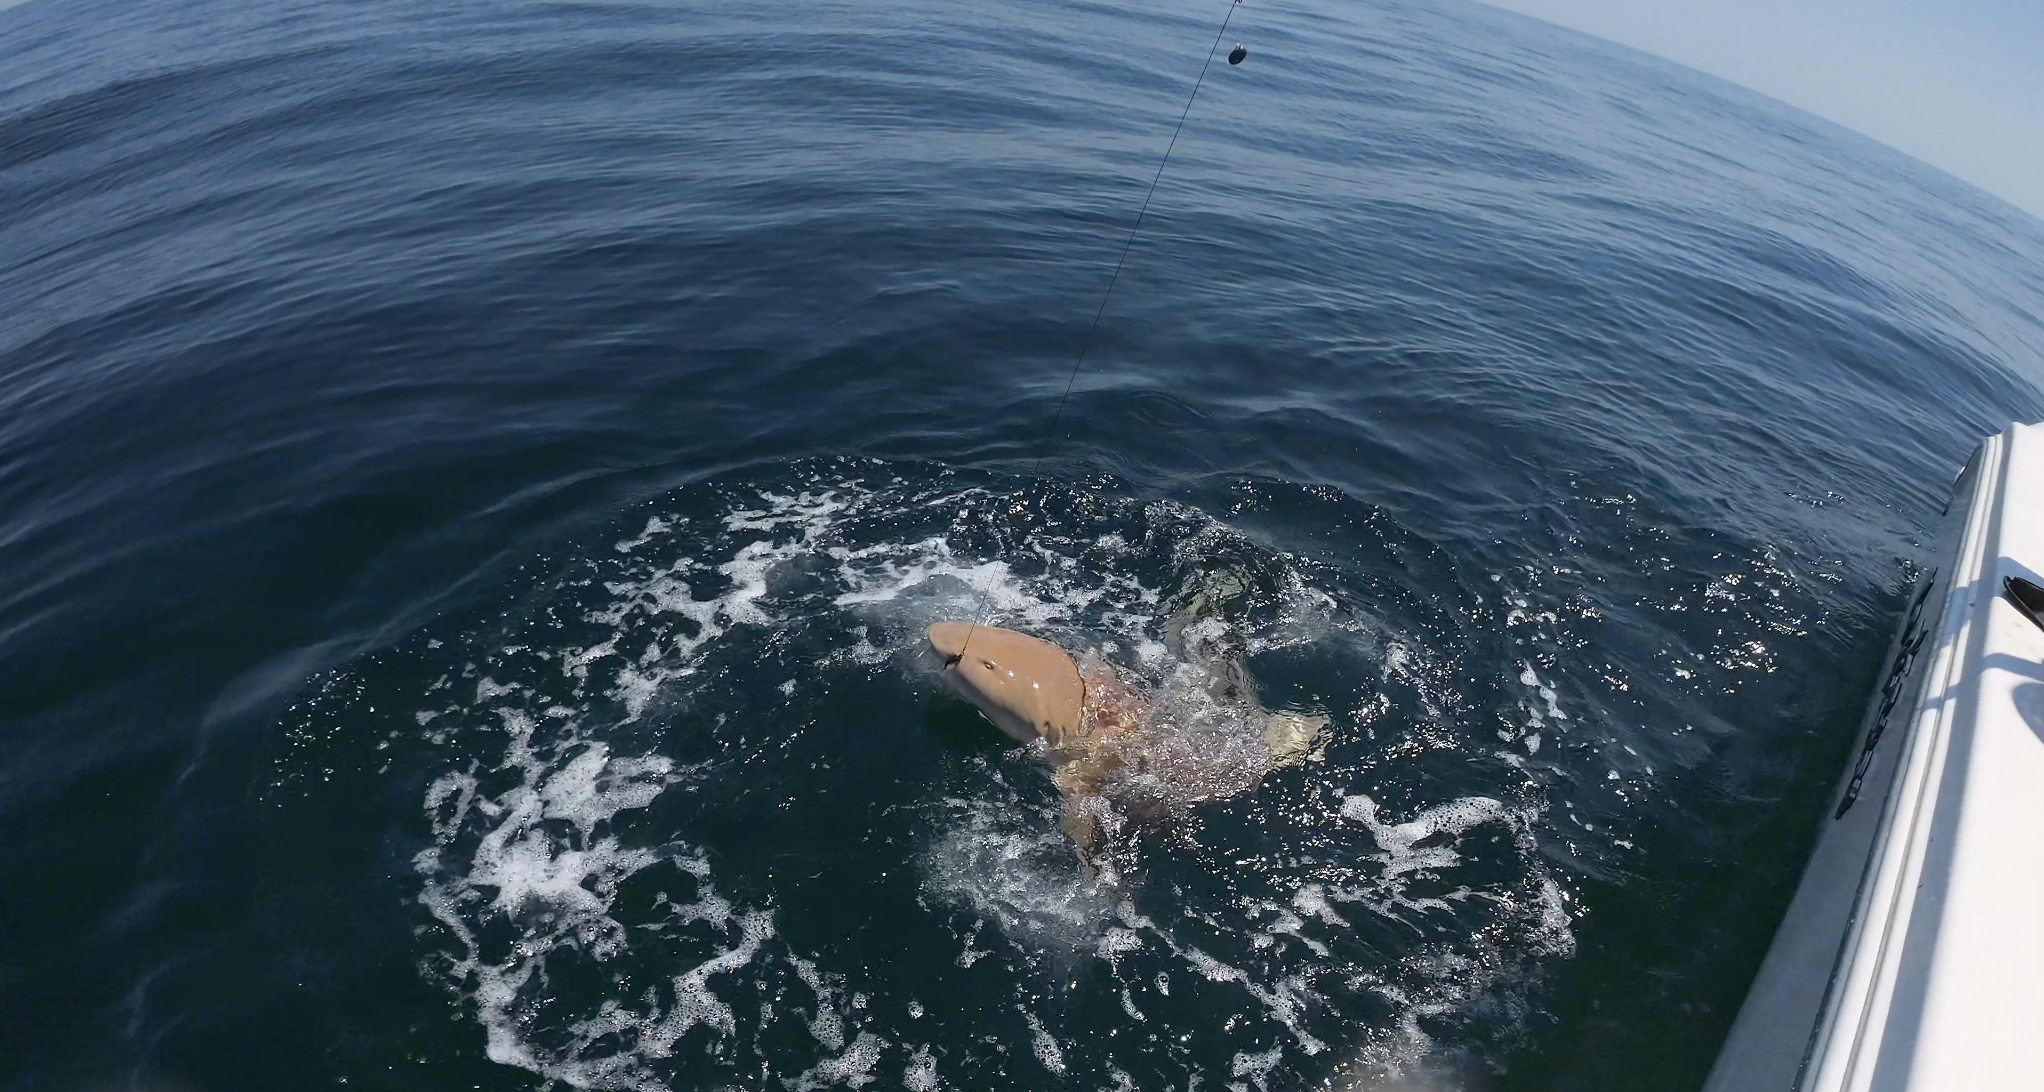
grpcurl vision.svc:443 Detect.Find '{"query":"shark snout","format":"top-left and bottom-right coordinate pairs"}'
top-left (923, 620), bottom-right (1085, 746)
top-left (926, 620), bottom-right (973, 665)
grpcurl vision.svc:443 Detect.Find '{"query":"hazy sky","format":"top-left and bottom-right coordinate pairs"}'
top-left (1482, 0), bottom-right (2044, 222)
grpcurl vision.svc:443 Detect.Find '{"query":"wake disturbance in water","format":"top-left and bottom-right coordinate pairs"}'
top-left (272, 461), bottom-right (1579, 1088)
top-left (14, 0), bottom-right (2044, 1086)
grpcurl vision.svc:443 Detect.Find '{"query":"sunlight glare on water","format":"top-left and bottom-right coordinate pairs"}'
top-left (3, 0), bottom-right (2044, 1088)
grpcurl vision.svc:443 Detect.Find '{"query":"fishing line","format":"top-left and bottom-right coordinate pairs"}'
top-left (956, 0), bottom-right (1251, 658)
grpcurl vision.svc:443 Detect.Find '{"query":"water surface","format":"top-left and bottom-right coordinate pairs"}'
top-left (5, 0), bottom-right (2044, 1089)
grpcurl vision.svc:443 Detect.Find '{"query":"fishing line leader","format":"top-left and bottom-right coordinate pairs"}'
top-left (957, 0), bottom-right (1253, 657)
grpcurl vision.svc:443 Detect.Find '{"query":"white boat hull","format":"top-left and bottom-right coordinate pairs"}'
top-left (1707, 421), bottom-right (2044, 1091)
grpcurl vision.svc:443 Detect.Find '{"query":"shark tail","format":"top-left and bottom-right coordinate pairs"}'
top-left (1263, 711), bottom-right (1329, 767)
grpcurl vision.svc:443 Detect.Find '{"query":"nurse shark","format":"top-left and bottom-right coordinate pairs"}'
top-left (926, 617), bottom-right (1327, 859)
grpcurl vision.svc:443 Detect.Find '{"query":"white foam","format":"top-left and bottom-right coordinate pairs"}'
top-left (1231, 1045), bottom-right (1285, 1091)
top-left (1339, 794), bottom-right (1520, 877)
top-left (919, 788), bottom-right (1117, 950)
top-left (641, 909), bottom-right (775, 1049)
top-left (614, 516), bottom-right (675, 554)
top-left (1175, 945), bottom-right (1326, 1055)
top-left (415, 710), bottom-right (738, 1089)
top-left (903, 1045), bottom-right (940, 1090)
top-left (1097, 926), bottom-right (1143, 964)
top-left (831, 538), bottom-right (1022, 610)
top-left (405, 471), bottom-right (1587, 1086)
top-left (788, 953), bottom-right (852, 1051)
top-left (1020, 1008), bottom-right (1066, 1075)
top-left (723, 489), bottom-right (852, 534)
top-left (785, 1031), bottom-right (886, 1090)
top-left (1531, 876), bottom-right (1577, 957)
top-left (1293, 884), bottom-right (1350, 928)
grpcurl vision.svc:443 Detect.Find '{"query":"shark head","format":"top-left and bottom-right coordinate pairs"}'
top-left (927, 621), bottom-right (1084, 747)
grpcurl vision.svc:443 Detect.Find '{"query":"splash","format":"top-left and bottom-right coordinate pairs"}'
top-left (387, 465), bottom-right (1582, 1088)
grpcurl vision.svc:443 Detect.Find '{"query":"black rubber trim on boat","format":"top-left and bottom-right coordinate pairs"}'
top-left (2003, 576), bottom-right (2044, 634)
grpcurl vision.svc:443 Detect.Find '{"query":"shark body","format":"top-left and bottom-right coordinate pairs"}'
top-left (926, 620), bottom-right (1325, 857)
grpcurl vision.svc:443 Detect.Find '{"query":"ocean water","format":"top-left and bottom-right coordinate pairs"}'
top-left (5, 0), bottom-right (2044, 1088)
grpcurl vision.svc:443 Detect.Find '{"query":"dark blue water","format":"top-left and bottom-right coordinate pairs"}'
top-left (7, 0), bottom-right (2044, 1088)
